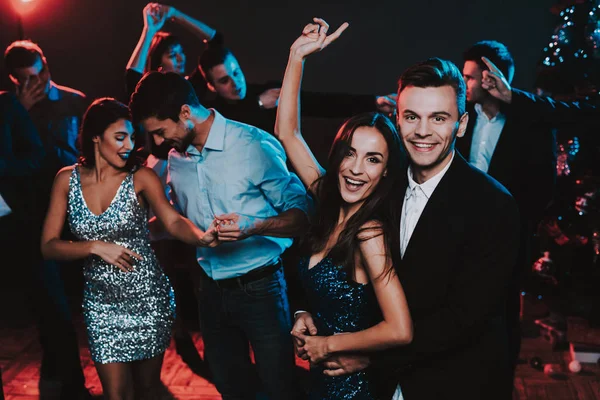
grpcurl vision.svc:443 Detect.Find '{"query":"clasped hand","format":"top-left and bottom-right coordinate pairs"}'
top-left (292, 331), bottom-right (331, 364)
top-left (202, 213), bottom-right (262, 245)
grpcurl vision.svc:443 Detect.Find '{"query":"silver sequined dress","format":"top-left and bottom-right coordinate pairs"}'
top-left (67, 166), bottom-right (175, 364)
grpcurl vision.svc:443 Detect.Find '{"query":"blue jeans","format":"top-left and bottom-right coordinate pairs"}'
top-left (196, 266), bottom-right (299, 400)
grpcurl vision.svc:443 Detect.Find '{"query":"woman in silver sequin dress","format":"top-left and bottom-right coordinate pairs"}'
top-left (274, 19), bottom-right (413, 399)
top-left (40, 98), bottom-right (219, 400)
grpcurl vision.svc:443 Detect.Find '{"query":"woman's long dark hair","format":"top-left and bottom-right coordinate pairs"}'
top-left (78, 97), bottom-right (143, 170)
top-left (303, 112), bottom-right (406, 280)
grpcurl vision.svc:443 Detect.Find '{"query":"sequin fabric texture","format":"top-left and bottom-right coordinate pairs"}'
top-left (67, 166), bottom-right (175, 363)
top-left (298, 256), bottom-right (383, 399)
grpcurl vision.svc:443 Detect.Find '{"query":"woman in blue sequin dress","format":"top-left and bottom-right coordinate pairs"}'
top-left (274, 19), bottom-right (414, 399)
top-left (40, 98), bottom-right (219, 400)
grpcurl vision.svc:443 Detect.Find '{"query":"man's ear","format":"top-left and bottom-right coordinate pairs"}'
top-left (180, 104), bottom-right (192, 121)
top-left (206, 81), bottom-right (216, 93)
top-left (42, 57), bottom-right (50, 73)
top-left (456, 112), bottom-right (469, 138)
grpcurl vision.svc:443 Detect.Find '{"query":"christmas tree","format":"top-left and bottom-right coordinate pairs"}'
top-left (535, 0), bottom-right (600, 100)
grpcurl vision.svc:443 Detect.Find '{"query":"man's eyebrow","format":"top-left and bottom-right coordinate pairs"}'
top-left (148, 128), bottom-right (164, 135)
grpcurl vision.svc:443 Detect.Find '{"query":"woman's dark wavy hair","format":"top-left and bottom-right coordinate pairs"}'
top-left (146, 32), bottom-right (182, 73)
top-left (303, 112), bottom-right (406, 280)
top-left (78, 97), bottom-right (143, 170)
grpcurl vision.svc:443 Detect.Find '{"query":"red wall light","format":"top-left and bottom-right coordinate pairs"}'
top-left (11, 0), bottom-right (38, 16)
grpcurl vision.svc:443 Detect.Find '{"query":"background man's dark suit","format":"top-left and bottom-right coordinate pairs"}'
top-left (456, 93), bottom-right (557, 228)
top-left (456, 87), bottom-right (600, 378)
top-left (377, 153), bottom-right (520, 400)
top-left (456, 89), bottom-right (557, 376)
top-left (0, 91), bottom-right (88, 399)
top-left (0, 91), bottom-right (45, 223)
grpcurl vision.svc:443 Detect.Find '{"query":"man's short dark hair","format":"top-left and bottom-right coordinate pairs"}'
top-left (4, 40), bottom-right (45, 76)
top-left (147, 32), bottom-right (182, 73)
top-left (129, 71), bottom-right (201, 126)
top-left (463, 40), bottom-right (515, 84)
top-left (398, 57), bottom-right (467, 117)
top-left (199, 46), bottom-right (234, 83)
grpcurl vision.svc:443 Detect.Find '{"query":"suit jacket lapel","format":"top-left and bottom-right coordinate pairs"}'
top-left (486, 113), bottom-right (514, 177)
top-left (401, 156), bottom-right (460, 263)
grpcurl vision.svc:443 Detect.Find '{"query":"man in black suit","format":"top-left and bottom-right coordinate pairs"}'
top-left (458, 41), bottom-right (557, 380)
top-left (294, 58), bottom-right (521, 399)
top-left (3, 40), bottom-right (91, 399)
top-left (458, 40), bottom-right (600, 382)
top-left (0, 91), bottom-right (44, 397)
top-left (0, 91), bottom-right (45, 221)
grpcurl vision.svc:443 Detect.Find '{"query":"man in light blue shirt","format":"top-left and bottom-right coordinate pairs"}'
top-left (130, 71), bottom-right (308, 400)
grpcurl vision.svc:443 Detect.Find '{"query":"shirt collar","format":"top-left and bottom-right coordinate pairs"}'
top-left (204, 109), bottom-right (226, 151)
top-left (47, 81), bottom-right (60, 101)
top-left (184, 109), bottom-right (225, 155)
top-left (407, 151), bottom-right (455, 199)
top-left (474, 103), bottom-right (504, 122)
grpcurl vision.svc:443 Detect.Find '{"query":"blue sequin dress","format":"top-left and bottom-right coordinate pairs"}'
top-left (67, 166), bottom-right (175, 364)
top-left (298, 255), bottom-right (384, 399)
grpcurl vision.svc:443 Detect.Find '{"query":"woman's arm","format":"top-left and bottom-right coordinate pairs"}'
top-left (165, 5), bottom-right (216, 41)
top-left (135, 167), bottom-right (218, 247)
top-left (274, 18), bottom-right (348, 192)
top-left (40, 168), bottom-right (142, 272)
top-left (126, 3), bottom-right (167, 73)
top-left (294, 222), bottom-right (413, 363)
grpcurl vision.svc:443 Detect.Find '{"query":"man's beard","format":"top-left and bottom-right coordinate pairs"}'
top-left (175, 126), bottom-right (195, 152)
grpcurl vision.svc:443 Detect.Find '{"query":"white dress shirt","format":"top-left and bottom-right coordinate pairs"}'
top-left (394, 152), bottom-right (455, 400)
top-left (468, 103), bottom-right (506, 173)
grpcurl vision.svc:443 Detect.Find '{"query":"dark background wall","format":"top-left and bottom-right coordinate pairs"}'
top-left (1, 0), bottom-right (558, 103)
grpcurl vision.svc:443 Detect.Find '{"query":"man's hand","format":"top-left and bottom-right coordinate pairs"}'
top-left (291, 311), bottom-right (318, 359)
top-left (214, 213), bottom-right (263, 242)
top-left (322, 353), bottom-right (370, 377)
top-left (156, 3), bottom-right (178, 21)
top-left (16, 77), bottom-right (46, 111)
top-left (258, 88), bottom-right (281, 110)
top-left (290, 18), bottom-right (349, 61)
top-left (376, 93), bottom-right (397, 115)
top-left (481, 56), bottom-right (512, 104)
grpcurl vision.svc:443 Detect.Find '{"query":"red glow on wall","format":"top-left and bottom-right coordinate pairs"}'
top-left (11, 0), bottom-right (38, 16)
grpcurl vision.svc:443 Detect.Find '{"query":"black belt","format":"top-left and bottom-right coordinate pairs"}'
top-left (212, 260), bottom-right (282, 289)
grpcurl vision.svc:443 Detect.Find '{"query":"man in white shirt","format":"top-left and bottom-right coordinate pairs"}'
top-left (295, 57), bottom-right (521, 400)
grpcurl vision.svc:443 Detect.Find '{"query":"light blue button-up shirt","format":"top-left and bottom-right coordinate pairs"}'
top-left (167, 110), bottom-right (308, 280)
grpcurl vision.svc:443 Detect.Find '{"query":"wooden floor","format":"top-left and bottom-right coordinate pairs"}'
top-left (1, 303), bottom-right (599, 399)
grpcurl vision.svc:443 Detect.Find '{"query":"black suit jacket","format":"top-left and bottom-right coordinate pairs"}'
top-left (0, 92), bottom-right (45, 220)
top-left (377, 154), bottom-right (520, 400)
top-left (456, 98), bottom-right (556, 227)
